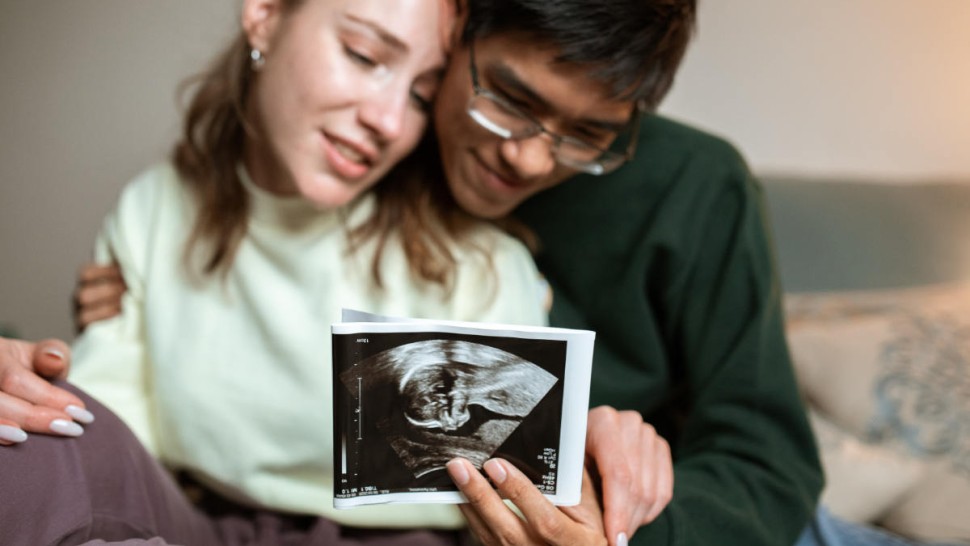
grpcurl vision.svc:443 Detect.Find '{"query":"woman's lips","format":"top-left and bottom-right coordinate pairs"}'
top-left (322, 132), bottom-right (373, 179)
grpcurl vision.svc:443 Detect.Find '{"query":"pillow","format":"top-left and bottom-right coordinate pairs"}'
top-left (808, 409), bottom-right (925, 524)
top-left (785, 282), bottom-right (970, 544)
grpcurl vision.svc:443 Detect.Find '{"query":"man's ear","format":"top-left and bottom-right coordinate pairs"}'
top-left (242, 0), bottom-right (283, 54)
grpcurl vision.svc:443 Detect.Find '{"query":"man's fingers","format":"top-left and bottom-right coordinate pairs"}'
top-left (77, 262), bottom-right (124, 284)
top-left (624, 428), bottom-right (655, 535)
top-left (76, 303), bottom-right (123, 332)
top-left (587, 407), bottom-right (676, 544)
top-left (31, 338), bottom-right (71, 380)
top-left (588, 407), bottom-right (640, 545)
top-left (74, 262), bottom-right (125, 333)
top-left (643, 436), bottom-right (674, 524)
top-left (75, 278), bottom-right (127, 307)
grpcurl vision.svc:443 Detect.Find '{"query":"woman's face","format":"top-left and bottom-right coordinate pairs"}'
top-left (243, 0), bottom-right (451, 207)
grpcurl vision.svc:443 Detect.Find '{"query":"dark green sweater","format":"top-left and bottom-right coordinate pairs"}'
top-left (516, 115), bottom-right (823, 546)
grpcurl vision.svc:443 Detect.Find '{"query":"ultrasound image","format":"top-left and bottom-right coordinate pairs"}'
top-left (339, 338), bottom-right (558, 478)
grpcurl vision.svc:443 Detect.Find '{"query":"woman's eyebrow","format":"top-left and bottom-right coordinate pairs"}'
top-left (343, 14), bottom-right (408, 52)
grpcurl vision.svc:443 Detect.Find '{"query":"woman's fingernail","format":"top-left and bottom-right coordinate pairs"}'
top-left (50, 419), bottom-right (84, 437)
top-left (0, 425), bottom-right (28, 444)
top-left (617, 532), bottom-right (629, 546)
top-left (65, 405), bottom-right (95, 424)
top-left (43, 348), bottom-right (65, 361)
top-left (447, 459), bottom-right (470, 486)
top-left (483, 459), bottom-right (507, 484)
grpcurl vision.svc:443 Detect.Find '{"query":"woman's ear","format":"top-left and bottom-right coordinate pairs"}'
top-left (450, 0), bottom-right (468, 47)
top-left (242, 0), bottom-right (283, 54)
top-left (436, 0), bottom-right (464, 55)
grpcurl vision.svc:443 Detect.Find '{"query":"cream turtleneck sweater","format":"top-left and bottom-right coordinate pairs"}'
top-left (71, 163), bottom-right (546, 528)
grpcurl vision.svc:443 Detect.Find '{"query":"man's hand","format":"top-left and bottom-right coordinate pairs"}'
top-left (74, 262), bottom-right (126, 333)
top-left (447, 457), bottom-right (607, 546)
top-left (0, 337), bottom-right (92, 445)
top-left (587, 406), bottom-right (674, 546)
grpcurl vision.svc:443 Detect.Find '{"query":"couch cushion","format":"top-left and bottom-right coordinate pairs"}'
top-left (785, 282), bottom-right (970, 543)
top-left (809, 409), bottom-right (925, 524)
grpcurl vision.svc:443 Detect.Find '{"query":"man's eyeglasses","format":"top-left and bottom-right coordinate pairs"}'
top-left (465, 42), bottom-right (641, 176)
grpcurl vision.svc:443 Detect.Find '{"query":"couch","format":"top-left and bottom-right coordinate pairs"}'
top-left (763, 177), bottom-right (970, 544)
top-left (2, 176), bottom-right (966, 542)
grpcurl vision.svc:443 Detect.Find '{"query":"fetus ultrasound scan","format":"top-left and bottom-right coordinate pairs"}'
top-left (334, 331), bottom-right (567, 499)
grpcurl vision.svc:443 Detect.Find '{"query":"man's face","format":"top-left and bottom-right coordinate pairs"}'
top-left (434, 33), bottom-right (637, 220)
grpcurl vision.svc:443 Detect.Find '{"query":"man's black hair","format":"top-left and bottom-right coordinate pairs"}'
top-left (462, 0), bottom-right (697, 109)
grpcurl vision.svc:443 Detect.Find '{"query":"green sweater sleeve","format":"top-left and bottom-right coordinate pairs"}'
top-left (516, 116), bottom-right (823, 546)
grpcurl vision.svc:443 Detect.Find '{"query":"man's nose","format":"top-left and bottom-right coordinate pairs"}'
top-left (359, 86), bottom-right (407, 142)
top-left (499, 135), bottom-right (556, 181)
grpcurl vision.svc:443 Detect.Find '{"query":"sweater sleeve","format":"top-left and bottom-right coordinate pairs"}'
top-left (69, 168), bottom-right (165, 455)
top-left (633, 153), bottom-right (823, 546)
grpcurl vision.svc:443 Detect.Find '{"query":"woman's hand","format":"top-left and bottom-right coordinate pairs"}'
top-left (447, 457), bottom-right (607, 546)
top-left (0, 337), bottom-right (91, 445)
top-left (586, 406), bottom-right (674, 545)
top-left (73, 262), bottom-right (126, 333)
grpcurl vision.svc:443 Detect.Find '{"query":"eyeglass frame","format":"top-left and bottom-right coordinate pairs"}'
top-left (465, 41), bottom-right (642, 176)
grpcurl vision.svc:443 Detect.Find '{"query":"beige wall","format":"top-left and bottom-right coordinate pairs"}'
top-left (2, 0), bottom-right (969, 340)
top-left (1, 1), bottom-right (235, 340)
top-left (660, 0), bottom-right (970, 179)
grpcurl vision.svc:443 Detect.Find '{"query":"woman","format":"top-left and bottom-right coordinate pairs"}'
top-left (0, 2), bottom-right (672, 540)
top-left (0, 0), bottom-right (553, 543)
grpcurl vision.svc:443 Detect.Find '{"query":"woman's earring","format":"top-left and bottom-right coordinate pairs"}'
top-left (250, 48), bottom-right (266, 71)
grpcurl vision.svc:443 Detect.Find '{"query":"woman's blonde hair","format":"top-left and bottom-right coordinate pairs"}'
top-left (173, 2), bottom-right (512, 291)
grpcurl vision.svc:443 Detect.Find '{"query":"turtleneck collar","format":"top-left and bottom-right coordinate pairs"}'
top-left (238, 164), bottom-right (373, 233)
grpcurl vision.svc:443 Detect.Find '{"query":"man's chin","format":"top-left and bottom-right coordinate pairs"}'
top-left (452, 186), bottom-right (508, 220)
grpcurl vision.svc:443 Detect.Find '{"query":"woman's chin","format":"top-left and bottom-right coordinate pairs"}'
top-left (296, 176), bottom-right (369, 209)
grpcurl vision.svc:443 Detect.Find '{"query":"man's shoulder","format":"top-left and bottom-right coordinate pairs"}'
top-left (542, 116), bottom-right (753, 204)
top-left (631, 115), bottom-right (749, 180)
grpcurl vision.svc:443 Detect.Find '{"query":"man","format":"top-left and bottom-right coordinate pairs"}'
top-left (432, 2), bottom-right (822, 544)
top-left (0, 1), bottom-right (824, 545)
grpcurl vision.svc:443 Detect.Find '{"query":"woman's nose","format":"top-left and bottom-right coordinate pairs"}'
top-left (358, 87), bottom-right (408, 142)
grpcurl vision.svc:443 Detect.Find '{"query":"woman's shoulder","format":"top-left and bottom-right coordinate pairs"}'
top-left (119, 162), bottom-right (184, 197)
top-left (112, 162), bottom-right (191, 215)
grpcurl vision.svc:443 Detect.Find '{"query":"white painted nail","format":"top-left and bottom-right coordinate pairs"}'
top-left (65, 405), bottom-right (95, 424)
top-left (0, 425), bottom-right (28, 444)
top-left (43, 347), bottom-right (66, 361)
top-left (50, 419), bottom-right (84, 437)
top-left (617, 532), bottom-right (629, 546)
